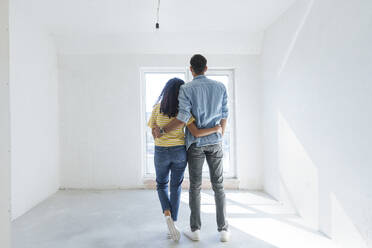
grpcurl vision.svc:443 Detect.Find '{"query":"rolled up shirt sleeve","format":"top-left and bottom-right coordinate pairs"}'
top-left (176, 86), bottom-right (192, 123)
top-left (221, 86), bottom-right (229, 119)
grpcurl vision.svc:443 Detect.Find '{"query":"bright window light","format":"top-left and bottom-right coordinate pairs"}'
top-left (142, 69), bottom-right (235, 178)
top-left (144, 72), bottom-right (186, 175)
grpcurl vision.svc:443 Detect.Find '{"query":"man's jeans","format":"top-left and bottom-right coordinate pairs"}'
top-left (154, 145), bottom-right (187, 221)
top-left (188, 143), bottom-right (228, 232)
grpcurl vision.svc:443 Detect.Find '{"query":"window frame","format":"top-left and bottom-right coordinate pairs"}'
top-left (140, 67), bottom-right (237, 179)
top-left (140, 67), bottom-right (187, 178)
top-left (204, 69), bottom-right (237, 178)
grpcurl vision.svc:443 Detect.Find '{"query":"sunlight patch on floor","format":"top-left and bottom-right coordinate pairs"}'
top-left (229, 217), bottom-right (338, 248)
top-left (181, 191), bottom-right (338, 248)
top-left (249, 204), bottom-right (296, 215)
top-left (225, 191), bottom-right (279, 205)
top-left (201, 204), bottom-right (256, 214)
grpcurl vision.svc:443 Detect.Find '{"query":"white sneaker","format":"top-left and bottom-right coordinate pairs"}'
top-left (183, 229), bottom-right (200, 241)
top-left (173, 225), bottom-right (180, 241)
top-left (165, 216), bottom-right (180, 241)
top-left (220, 230), bottom-right (231, 242)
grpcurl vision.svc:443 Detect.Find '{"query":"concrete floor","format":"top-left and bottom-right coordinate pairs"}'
top-left (12, 190), bottom-right (338, 248)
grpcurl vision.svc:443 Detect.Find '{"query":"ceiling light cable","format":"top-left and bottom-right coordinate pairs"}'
top-left (156, 0), bottom-right (160, 29)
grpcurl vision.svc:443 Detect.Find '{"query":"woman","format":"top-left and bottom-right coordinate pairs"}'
top-left (147, 78), bottom-right (222, 241)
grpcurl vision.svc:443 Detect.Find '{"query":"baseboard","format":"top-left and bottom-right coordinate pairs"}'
top-left (143, 178), bottom-right (240, 190)
top-left (59, 178), bottom-right (241, 191)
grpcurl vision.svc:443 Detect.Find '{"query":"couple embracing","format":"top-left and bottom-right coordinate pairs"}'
top-left (148, 54), bottom-right (230, 242)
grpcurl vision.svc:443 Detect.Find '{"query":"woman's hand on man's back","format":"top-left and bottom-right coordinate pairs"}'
top-left (152, 124), bottom-right (162, 139)
top-left (215, 125), bottom-right (223, 135)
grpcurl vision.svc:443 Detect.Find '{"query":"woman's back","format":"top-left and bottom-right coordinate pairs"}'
top-left (148, 103), bottom-right (193, 147)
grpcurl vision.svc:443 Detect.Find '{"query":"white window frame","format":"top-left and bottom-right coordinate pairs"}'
top-left (140, 67), bottom-right (236, 179)
top-left (205, 68), bottom-right (237, 178)
top-left (140, 67), bottom-right (187, 178)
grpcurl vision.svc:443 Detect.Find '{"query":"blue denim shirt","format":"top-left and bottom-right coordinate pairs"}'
top-left (176, 75), bottom-right (228, 150)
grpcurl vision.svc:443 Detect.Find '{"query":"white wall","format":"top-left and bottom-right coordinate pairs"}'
top-left (54, 32), bottom-right (263, 55)
top-left (59, 54), bottom-right (262, 189)
top-left (262, 0), bottom-right (372, 247)
top-left (0, 0), bottom-right (11, 246)
top-left (9, 0), bottom-right (60, 219)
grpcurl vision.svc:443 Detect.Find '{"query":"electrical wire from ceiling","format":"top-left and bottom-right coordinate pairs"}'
top-left (156, 0), bottom-right (160, 29)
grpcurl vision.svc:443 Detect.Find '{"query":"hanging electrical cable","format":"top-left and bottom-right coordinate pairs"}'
top-left (155, 0), bottom-right (160, 29)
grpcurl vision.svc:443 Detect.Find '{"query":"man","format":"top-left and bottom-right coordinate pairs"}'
top-left (154, 54), bottom-right (230, 242)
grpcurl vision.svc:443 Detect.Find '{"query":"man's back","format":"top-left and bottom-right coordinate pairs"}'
top-left (177, 75), bottom-right (228, 149)
top-left (176, 54), bottom-right (230, 240)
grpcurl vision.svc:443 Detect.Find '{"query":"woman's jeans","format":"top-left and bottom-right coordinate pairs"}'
top-left (154, 145), bottom-right (187, 221)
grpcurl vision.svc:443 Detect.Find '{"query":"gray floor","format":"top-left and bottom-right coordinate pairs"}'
top-left (12, 190), bottom-right (338, 248)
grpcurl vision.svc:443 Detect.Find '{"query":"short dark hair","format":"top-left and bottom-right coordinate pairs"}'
top-left (156, 78), bottom-right (185, 118)
top-left (190, 54), bottom-right (207, 75)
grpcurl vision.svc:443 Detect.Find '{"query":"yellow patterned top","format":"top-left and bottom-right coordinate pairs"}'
top-left (148, 103), bottom-right (194, 147)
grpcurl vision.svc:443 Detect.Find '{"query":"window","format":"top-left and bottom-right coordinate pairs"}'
top-left (204, 70), bottom-right (235, 177)
top-left (142, 70), bottom-right (187, 176)
top-left (141, 68), bottom-right (235, 178)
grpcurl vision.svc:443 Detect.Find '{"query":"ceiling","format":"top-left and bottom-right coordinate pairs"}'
top-left (14, 0), bottom-right (297, 54)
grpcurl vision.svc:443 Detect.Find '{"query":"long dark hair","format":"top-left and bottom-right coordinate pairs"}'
top-left (155, 78), bottom-right (185, 118)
